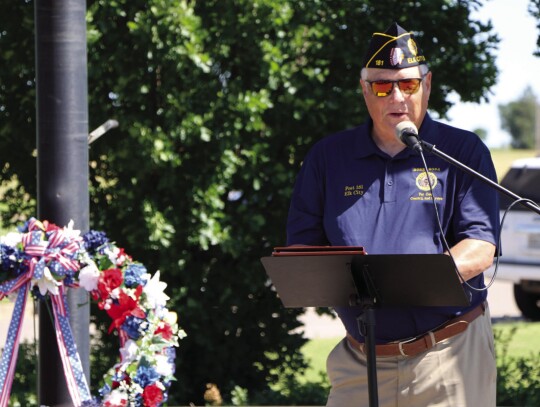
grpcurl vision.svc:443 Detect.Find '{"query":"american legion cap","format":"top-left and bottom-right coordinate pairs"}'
top-left (362, 22), bottom-right (427, 69)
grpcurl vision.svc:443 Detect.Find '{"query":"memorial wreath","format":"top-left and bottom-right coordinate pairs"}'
top-left (0, 218), bottom-right (185, 407)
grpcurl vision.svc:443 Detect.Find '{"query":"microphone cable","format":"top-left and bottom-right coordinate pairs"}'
top-left (418, 149), bottom-right (540, 292)
top-left (394, 121), bottom-right (540, 292)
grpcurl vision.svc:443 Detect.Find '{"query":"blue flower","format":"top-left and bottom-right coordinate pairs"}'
top-left (124, 263), bottom-right (148, 288)
top-left (81, 397), bottom-right (101, 407)
top-left (17, 220), bottom-right (31, 233)
top-left (133, 364), bottom-right (160, 387)
top-left (98, 383), bottom-right (111, 397)
top-left (121, 315), bottom-right (146, 339)
top-left (63, 274), bottom-right (75, 286)
top-left (82, 230), bottom-right (109, 253)
top-left (31, 285), bottom-right (47, 300)
top-left (134, 394), bottom-right (144, 407)
top-left (164, 346), bottom-right (176, 363)
top-left (0, 244), bottom-right (27, 278)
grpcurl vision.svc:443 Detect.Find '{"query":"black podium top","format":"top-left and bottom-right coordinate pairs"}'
top-left (261, 253), bottom-right (469, 308)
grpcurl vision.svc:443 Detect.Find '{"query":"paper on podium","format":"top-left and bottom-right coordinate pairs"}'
top-left (272, 246), bottom-right (366, 256)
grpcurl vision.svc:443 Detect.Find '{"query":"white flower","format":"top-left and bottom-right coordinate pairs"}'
top-left (0, 232), bottom-right (22, 247)
top-left (63, 219), bottom-right (81, 240)
top-left (102, 299), bottom-right (112, 310)
top-left (178, 329), bottom-right (188, 340)
top-left (165, 311), bottom-right (178, 325)
top-left (103, 245), bottom-right (129, 266)
top-left (103, 245), bottom-right (120, 265)
top-left (143, 271), bottom-right (169, 309)
top-left (119, 339), bottom-right (139, 364)
top-left (110, 287), bottom-right (121, 300)
top-left (78, 262), bottom-right (100, 291)
top-left (102, 388), bottom-right (128, 406)
top-left (154, 353), bottom-right (175, 377)
top-left (33, 266), bottom-right (61, 296)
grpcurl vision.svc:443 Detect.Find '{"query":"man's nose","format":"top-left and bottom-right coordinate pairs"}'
top-left (388, 83), bottom-right (406, 102)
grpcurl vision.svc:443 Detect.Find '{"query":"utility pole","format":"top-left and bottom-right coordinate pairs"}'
top-left (536, 104), bottom-right (540, 156)
top-left (35, 0), bottom-right (90, 405)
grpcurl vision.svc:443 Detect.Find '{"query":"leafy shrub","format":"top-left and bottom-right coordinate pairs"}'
top-left (228, 374), bottom-right (330, 406)
top-left (496, 328), bottom-right (540, 406)
top-left (6, 328), bottom-right (540, 406)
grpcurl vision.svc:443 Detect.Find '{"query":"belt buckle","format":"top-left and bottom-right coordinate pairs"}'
top-left (395, 335), bottom-right (419, 357)
top-left (397, 331), bottom-right (436, 357)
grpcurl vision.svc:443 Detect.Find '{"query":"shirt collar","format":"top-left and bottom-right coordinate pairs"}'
top-left (354, 113), bottom-right (437, 159)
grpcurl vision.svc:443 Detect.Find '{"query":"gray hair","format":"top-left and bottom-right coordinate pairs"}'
top-left (360, 64), bottom-right (429, 80)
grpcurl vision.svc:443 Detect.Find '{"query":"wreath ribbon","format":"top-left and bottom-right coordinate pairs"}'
top-left (0, 220), bottom-right (92, 407)
top-left (1, 218), bottom-right (182, 406)
top-left (51, 285), bottom-right (92, 406)
top-left (23, 221), bottom-right (82, 278)
top-left (0, 282), bottom-right (93, 407)
top-left (0, 283), bottom-right (29, 407)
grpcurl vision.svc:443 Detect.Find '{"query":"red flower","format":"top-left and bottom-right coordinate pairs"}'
top-left (154, 322), bottom-right (173, 341)
top-left (111, 369), bottom-right (130, 389)
top-left (115, 248), bottom-right (132, 266)
top-left (103, 397), bottom-right (127, 407)
top-left (142, 383), bottom-right (164, 407)
top-left (97, 268), bottom-right (124, 299)
top-left (106, 286), bottom-right (145, 333)
top-left (103, 401), bottom-right (127, 407)
top-left (43, 220), bottom-right (60, 232)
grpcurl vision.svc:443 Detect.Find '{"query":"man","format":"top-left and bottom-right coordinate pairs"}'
top-left (286, 22), bottom-right (499, 407)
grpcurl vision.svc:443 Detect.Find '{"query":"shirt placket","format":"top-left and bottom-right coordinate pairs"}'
top-left (384, 160), bottom-right (396, 203)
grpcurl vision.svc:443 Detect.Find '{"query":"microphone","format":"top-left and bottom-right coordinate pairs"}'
top-left (395, 121), bottom-right (422, 152)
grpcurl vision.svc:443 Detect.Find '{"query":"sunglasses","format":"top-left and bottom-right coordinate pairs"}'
top-left (365, 74), bottom-right (428, 97)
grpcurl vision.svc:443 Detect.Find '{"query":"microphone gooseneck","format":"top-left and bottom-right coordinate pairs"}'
top-left (395, 121), bottom-right (422, 152)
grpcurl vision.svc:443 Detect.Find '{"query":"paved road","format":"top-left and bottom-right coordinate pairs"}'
top-left (0, 279), bottom-right (522, 343)
top-left (0, 298), bottom-right (38, 343)
top-left (298, 279), bottom-right (522, 339)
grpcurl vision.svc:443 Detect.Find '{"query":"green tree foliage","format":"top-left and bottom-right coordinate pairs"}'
top-left (530, 0), bottom-right (540, 56)
top-left (473, 127), bottom-right (488, 142)
top-left (1, 0), bottom-right (500, 404)
top-left (499, 86), bottom-right (538, 149)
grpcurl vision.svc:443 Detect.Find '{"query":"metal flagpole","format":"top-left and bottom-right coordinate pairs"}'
top-left (35, 0), bottom-right (90, 404)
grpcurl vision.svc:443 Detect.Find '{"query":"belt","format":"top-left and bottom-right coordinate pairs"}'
top-left (346, 301), bottom-right (486, 358)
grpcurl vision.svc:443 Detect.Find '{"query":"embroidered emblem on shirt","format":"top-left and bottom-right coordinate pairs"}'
top-left (415, 171), bottom-right (438, 191)
top-left (410, 168), bottom-right (443, 202)
top-left (344, 184), bottom-right (364, 197)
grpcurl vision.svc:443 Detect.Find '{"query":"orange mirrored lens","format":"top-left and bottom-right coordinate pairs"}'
top-left (370, 78), bottom-right (422, 97)
top-left (372, 81), bottom-right (394, 97)
top-left (398, 79), bottom-right (421, 94)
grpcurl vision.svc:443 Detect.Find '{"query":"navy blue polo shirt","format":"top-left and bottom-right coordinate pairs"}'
top-left (287, 115), bottom-right (500, 343)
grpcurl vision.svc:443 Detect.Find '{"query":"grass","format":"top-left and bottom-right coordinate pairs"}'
top-left (300, 321), bottom-right (540, 383)
top-left (490, 148), bottom-right (537, 180)
top-left (301, 338), bottom-right (341, 383)
top-left (493, 321), bottom-right (540, 358)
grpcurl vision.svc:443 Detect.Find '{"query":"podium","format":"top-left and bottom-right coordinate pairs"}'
top-left (261, 250), bottom-right (469, 407)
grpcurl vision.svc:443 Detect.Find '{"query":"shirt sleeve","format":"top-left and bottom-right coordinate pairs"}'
top-left (286, 148), bottom-right (330, 246)
top-left (451, 142), bottom-right (500, 246)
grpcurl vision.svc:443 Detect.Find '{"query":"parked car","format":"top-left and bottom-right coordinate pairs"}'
top-left (490, 157), bottom-right (540, 320)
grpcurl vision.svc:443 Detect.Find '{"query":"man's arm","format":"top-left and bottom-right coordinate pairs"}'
top-left (445, 238), bottom-right (496, 281)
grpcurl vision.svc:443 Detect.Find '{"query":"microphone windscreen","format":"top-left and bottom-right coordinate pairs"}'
top-left (395, 121), bottom-right (418, 142)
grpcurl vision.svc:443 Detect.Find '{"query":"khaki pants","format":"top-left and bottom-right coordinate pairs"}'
top-left (326, 308), bottom-right (496, 407)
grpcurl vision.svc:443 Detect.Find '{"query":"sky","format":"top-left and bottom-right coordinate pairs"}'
top-left (441, 0), bottom-right (540, 148)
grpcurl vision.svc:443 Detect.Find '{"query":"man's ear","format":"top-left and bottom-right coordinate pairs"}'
top-left (360, 79), bottom-right (368, 96)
